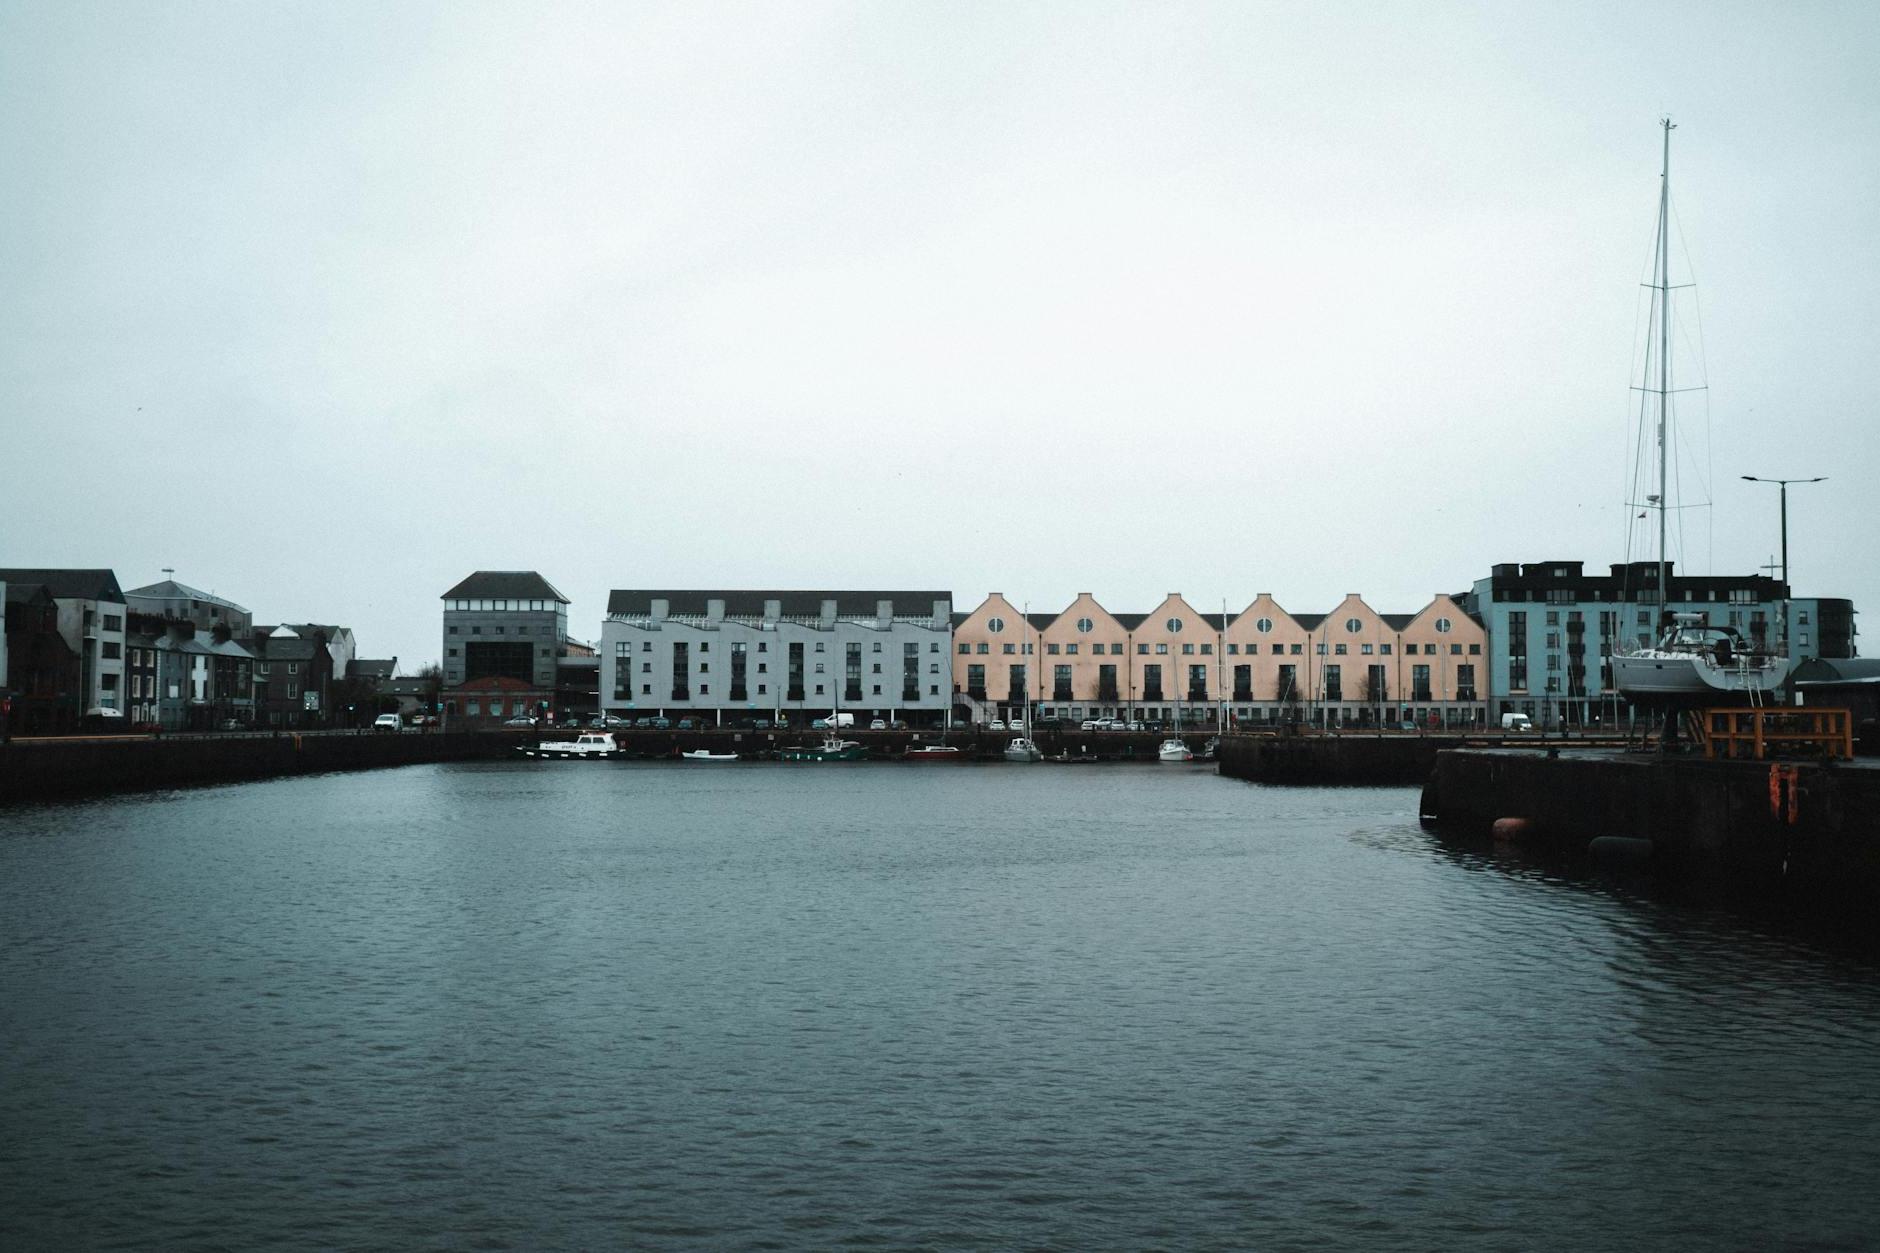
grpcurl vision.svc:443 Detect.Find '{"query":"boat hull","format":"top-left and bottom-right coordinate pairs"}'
top-left (1612, 652), bottom-right (1792, 706)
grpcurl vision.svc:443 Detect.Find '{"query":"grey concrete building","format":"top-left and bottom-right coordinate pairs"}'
top-left (440, 571), bottom-right (570, 723)
top-left (124, 578), bottom-right (254, 636)
top-left (601, 590), bottom-right (954, 726)
top-left (1464, 560), bottom-right (1857, 728)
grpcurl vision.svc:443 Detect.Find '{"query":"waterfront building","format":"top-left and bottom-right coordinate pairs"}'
top-left (600, 591), bottom-right (954, 726)
top-left (3, 583), bottom-right (80, 734)
top-left (124, 578), bottom-right (254, 637)
top-left (1463, 560), bottom-right (1857, 728)
top-left (0, 568), bottom-right (127, 717)
top-left (440, 571), bottom-right (570, 723)
top-left (245, 626), bottom-right (333, 727)
top-left (954, 592), bottom-right (1489, 729)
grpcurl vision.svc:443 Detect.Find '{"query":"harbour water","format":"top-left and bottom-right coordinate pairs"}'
top-left (3, 762), bottom-right (1878, 1250)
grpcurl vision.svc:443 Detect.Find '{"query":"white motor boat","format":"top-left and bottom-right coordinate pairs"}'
top-left (1157, 738), bottom-right (1193, 762)
top-left (517, 732), bottom-right (619, 759)
top-left (679, 749), bottom-right (739, 762)
top-left (1002, 737), bottom-right (1042, 763)
top-left (1611, 614), bottom-right (1791, 703)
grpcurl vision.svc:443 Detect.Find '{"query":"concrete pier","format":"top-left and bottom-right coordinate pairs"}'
top-left (1420, 747), bottom-right (1880, 908)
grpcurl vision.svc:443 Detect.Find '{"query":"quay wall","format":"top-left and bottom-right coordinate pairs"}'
top-left (1218, 732), bottom-right (1491, 785)
top-left (0, 730), bottom-right (523, 805)
top-left (1422, 748), bottom-right (1880, 903)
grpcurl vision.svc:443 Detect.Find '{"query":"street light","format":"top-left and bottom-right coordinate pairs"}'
top-left (1741, 474), bottom-right (1826, 654)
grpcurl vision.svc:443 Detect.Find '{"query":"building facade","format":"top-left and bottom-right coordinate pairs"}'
top-left (1463, 560), bottom-right (1855, 727)
top-left (600, 591), bottom-right (954, 726)
top-left (440, 572), bottom-right (569, 722)
top-left (0, 568), bottom-right (127, 716)
top-left (3, 583), bottom-right (80, 734)
top-left (952, 592), bottom-right (1489, 729)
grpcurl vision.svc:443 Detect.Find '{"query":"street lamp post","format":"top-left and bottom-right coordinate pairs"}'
top-left (1741, 474), bottom-right (1826, 654)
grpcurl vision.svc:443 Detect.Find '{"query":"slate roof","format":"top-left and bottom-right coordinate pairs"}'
top-left (444, 571), bottom-right (569, 603)
top-left (0, 568), bottom-right (124, 602)
top-left (348, 658), bottom-right (398, 680)
top-left (607, 590), bottom-right (951, 618)
top-left (123, 579), bottom-right (248, 612)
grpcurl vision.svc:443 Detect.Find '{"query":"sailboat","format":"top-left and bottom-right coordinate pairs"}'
top-left (1610, 120), bottom-right (1791, 707)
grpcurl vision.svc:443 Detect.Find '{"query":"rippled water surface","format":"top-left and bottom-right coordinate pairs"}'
top-left (4, 761), bottom-right (1879, 1250)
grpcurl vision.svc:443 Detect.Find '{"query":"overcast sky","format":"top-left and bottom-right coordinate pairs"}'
top-left (4, 1), bottom-right (1875, 668)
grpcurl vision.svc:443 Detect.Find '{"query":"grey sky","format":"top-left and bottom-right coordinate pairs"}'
top-left (4, 1), bottom-right (1875, 669)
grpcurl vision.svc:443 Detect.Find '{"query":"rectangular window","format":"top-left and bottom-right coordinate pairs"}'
top-left (1155, 643), bottom-right (1168, 655)
top-left (1456, 664), bottom-right (1477, 700)
top-left (1142, 664), bottom-right (1164, 701)
top-left (1182, 643), bottom-right (1195, 655)
top-left (1097, 664), bottom-right (1118, 701)
top-left (1277, 664), bottom-right (1298, 702)
top-left (967, 664), bottom-right (986, 699)
top-left (1334, 643), bottom-right (1347, 655)
top-left (1413, 664), bottom-right (1432, 702)
top-left (102, 614), bottom-right (122, 631)
top-left (977, 643), bottom-right (989, 654)
top-left (1002, 643), bottom-right (1015, 655)
top-left (671, 642), bottom-right (689, 700)
top-left (1227, 643), bottom-right (1239, 655)
top-left (846, 643), bottom-right (863, 701)
top-left (1366, 664), bottom-right (1388, 702)
top-left (102, 641), bottom-right (121, 659)
top-left (1323, 664), bottom-right (1342, 702)
top-left (1066, 643), bottom-right (1079, 655)
top-left (1053, 664), bottom-right (1073, 701)
top-left (1047, 643), bottom-right (1060, 655)
top-left (789, 643), bottom-right (805, 700)
top-left (1187, 664), bottom-right (1207, 701)
top-left (903, 643), bottom-right (920, 702)
top-left (1232, 664), bottom-right (1252, 701)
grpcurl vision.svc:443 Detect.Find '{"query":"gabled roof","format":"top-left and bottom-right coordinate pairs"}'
top-left (0, 568), bottom-right (124, 602)
top-left (608, 589), bottom-right (950, 618)
top-left (348, 658), bottom-right (397, 680)
top-left (444, 571), bottom-right (569, 603)
top-left (123, 579), bottom-right (248, 612)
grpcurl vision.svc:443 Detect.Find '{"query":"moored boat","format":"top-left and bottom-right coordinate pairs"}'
top-left (1002, 737), bottom-right (1042, 763)
top-left (679, 749), bottom-right (740, 762)
top-left (903, 744), bottom-right (967, 762)
top-left (516, 732), bottom-right (619, 760)
top-left (779, 734), bottom-right (867, 763)
top-left (1157, 737), bottom-right (1194, 762)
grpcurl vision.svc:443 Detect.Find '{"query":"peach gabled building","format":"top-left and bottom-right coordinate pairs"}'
top-left (953, 592), bottom-right (1486, 729)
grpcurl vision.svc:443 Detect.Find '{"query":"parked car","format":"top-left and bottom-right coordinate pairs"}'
top-left (373, 713), bottom-right (402, 732)
top-left (988, 719), bottom-right (1006, 731)
top-left (889, 719), bottom-right (907, 730)
top-left (869, 719), bottom-right (887, 730)
top-left (219, 718), bottom-right (245, 732)
top-left (753, 718), bottom-right (772, 730)
top-left (649, 717), bottom-right (671, 729)
top-left (812, 718), bottom-right (829, 730)
top-left (1080, 719), bottom-right (1101, 731)
top-left (677, 718), bottom-right (697, 730)
top-left (502, 715), bottom-right (536, 727)
top-left (410, 714), bottom-right (439, 726)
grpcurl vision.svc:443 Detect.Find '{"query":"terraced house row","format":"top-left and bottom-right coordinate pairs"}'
top-left (952, 592), bottom-right (1487, 730)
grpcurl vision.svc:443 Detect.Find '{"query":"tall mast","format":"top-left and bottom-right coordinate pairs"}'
top-left (1656, 117), bottom-right (1675, 626)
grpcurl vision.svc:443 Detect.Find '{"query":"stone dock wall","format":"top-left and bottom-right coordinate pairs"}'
top-left (1421, 748), bottom-right (1880, 904)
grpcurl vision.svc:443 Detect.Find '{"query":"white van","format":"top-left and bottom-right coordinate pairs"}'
top-left (825, 713), bottom-right (855, 729)
top-left (1500, 713), bottom-right (1534, 732)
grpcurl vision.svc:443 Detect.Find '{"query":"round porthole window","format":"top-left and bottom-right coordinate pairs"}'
top-left (1435, 617), bottom-right (1452, 634)
top-left (988, 617), bottom-right (1005, 633)
top-left (1345, 617), bottom-right (1363, 634)
top-left (1166, 617), bottom-right (1184, 633)
top-left (1076, 617), bottom-right (1093, 633)
top-left (1255, 617), bottom-right (1273, 633)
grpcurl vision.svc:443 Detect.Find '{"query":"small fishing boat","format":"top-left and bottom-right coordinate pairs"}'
top-left (779, 733), bottom-right (867, 763)
top-left (1002, 737), bottom-right (1042, 763)
top-left (1043, 750), bottom-right (1098, 764)
top-left (903, 744), bottom-right (967, 762)
top-left (516, 732), bottom-right (619, 760)
top-left (679, 749), bottom-right (739, 762)
top-left (1157, 737), bottom-right (1193, 763)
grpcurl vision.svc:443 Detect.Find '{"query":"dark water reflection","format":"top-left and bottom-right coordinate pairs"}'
top-left (3, 762), bottom-right (1877, 1250)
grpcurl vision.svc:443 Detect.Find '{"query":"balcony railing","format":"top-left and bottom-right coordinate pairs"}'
top-left (1052, 687), bottom-right (1073, 702)
top-left (1096, 685), bottom-right (1120, 702)
top-left (1006, 689), bottom-right (1026, 705)
top-left (1142, 688), bottom-right (1165, 702)
top-left (729, 687), bottom-right (748, 702)
top-left (845, 686), bottom-right (862, 702)
top-left (967, 686), bottom-right (987, 701)
top-left (671, 687), bottom-right (690, 701)
top-left (1232, 688), bottom-right (1253, 702)
top-left (787, 686), bottom-right (805, 701)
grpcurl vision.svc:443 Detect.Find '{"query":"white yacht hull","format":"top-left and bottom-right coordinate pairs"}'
top-left (1611, 651), bottom-right (1791, 702)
